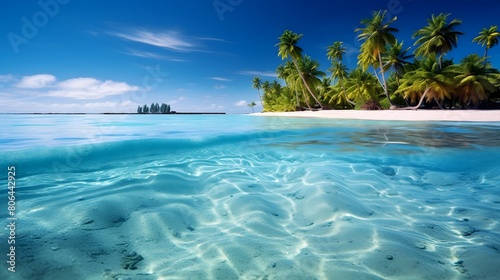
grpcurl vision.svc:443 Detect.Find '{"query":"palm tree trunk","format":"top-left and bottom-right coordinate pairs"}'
top-left (372, 68), bottom-right (382, 88)
top-left (292, 58), bottom-right (325, 109)
top-left (378, 52), bottom-right (393, 106)
top-left (340, 79), bottom-right (356, 106)
top-left (484, 47), bottom-right (489, 66)
top-left (400, 88), bottom-right (430, 110)
top-left (257, 89), bottom-right (264, 108)
top-left (294, 90), bottom-right (300, 109)
top-left (434, 97), bottom-right (444, 109)
top-left (301, 88), bottom-right (312, 110)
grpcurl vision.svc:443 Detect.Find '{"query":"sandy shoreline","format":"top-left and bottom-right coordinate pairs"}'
top-left (252, 110), bottom-right (500, 122)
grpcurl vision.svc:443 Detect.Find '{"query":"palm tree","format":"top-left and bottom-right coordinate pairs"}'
top-left (248, 101), bottom-right (257, 113)
top-left (383, 40), bottom-right (414, 85)
top-left (276, 30), bottom-right (325, 109)
top-left (261, 81), bottom-right (295, 112)
top-left (450, 54), bottom-right (500, 108)
top-left (326, 41), bottom-right (354, 107)
top-left (326, 83), bottom-right (355, 109)
top-left (345, 68), bottom-right (382, 106)
top-left (277, 61), bottom-right (302, 109)
top-left (317, 77), bottom-right (331, 102)
top-left (297, 56), bottom-right (325, 109)
top-left (329, 60), bottom-right (355, 107)
top-left (297, 56), bottom-right (325, 91)
top-left (472, 25), bottom-right (500, 64)
top-left (327, 41), bottom-right (346, 62)
top-left (413, 13), bottom-right (463, 69)
top-left (252, 77), bottom-right (264, 108)
top-left (356, 10), bottom-right (398, 106)
top-left (397, 55), bottom-right (455, 109)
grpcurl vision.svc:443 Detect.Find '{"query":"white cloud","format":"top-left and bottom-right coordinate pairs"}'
top-left (17, 74), bottom-right (56, 88)
top-left (238, 70), bottom-right (277, 78)
top-left (0, 98), bottom-right (137, 113)
top-left (235, 100), bottom-right (247, 107)
top-left (47, 78), bottom-right (139, 99)
top-left (83, 100), bottom-right (133, 108)
top-left (111, 29), bottom-right (194, 52)
top-left (196, 37), bottom-right (229, 43)
top-left (214, 85), bottom-right (226, 89)
top-left (0, 74), bottom-right (15, 83)
top-left (210, 77), bottom-right (232, 82)
top-left (169, 96), bottom-right (185, 104)
top-left (122, 49), bottom-right (188, 62)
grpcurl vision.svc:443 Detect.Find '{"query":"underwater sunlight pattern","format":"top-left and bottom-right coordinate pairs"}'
top-left (1, 114), bottom-right (500, 279)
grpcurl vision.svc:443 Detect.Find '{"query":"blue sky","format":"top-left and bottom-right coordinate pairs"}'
top-left (1, 0), bottom-right (499, 113)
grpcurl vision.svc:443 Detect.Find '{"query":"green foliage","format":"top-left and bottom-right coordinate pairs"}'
top-left (449, 54), bottom-right (500, 107)
top-left (473, 25), bottom-right (500, 50)
top-left (345, 68), bottom-right (382, 105)
top-left (255, 12), bottom-right (500, 111)
top-left (413, 13), bottom-right (463, 68)
top-left (356, 10), bottom-right (398, 71)
top-left (378, 98), bottom-right (391, 109)
top-left (356, 10), bottom-right (398, 105)
top-left (396, 56), bottom-right (456, 107)
top-left (262, 82), bottom-right (296, 112)
top-left (276, 30), bottom-right (326, 109)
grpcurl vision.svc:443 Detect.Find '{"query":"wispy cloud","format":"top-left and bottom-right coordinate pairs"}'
top-left (235, 100), bottom-right (247, 107)
top-left (196, 37), bottom-right (230, 43)
top-left (110, 29), bottom-right (194, 52)
top-left (0, 97), bottom-right (137, 113)
top-left (214, 85), bottom-right (226, 89)
top-left (48, 77), bottom-right (139, 99)
top-left (238, 70), bottom-right (277, 78)
top-left (0, 74), bottom-right (15, 83)
top-left (10, 74), bottom-right (138, 100)
top-left (168, 96), bottom-right (185, 104)
top-left (123, 49), bottom-right (188, 62)
top-left (210, 77), bottom-right (232, 82)
top-left (109, 28), bottom-right (227, 55)
top-left (17, 74), bottom-right (56, 88)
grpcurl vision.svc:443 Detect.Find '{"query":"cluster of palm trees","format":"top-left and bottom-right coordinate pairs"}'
top-left (253, 11), bottom-right (500, 111)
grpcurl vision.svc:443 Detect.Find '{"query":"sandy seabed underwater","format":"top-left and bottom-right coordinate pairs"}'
top-left (1, 114), bottom-right (500, 280)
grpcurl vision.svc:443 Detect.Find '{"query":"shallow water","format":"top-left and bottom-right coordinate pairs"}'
top-left (1, 114), bottom-right (500, 279)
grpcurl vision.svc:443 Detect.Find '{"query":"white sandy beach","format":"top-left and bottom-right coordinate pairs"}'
top-left (253, 110), bottom-right (500, 122)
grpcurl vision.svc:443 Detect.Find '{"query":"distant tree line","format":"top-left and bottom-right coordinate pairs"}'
top-left (137, 103), bottom-right (172, 114)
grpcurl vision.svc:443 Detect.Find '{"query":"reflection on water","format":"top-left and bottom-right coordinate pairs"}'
top-left (265, 123), bottom-right (500, 154)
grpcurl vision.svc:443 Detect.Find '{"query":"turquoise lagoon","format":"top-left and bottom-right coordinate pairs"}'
top-left (1, 114), bottom-right (500, 279)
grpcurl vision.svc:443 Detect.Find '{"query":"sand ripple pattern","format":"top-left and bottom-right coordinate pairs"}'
top-left (1, 119), bottom-right (500, 279)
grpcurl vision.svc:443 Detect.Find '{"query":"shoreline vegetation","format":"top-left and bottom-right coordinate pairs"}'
top-left (253, 11), bottom-right (500, 112)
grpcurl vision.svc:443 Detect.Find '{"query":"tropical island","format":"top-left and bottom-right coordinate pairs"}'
top-left (252, 11), bottom-right (500, 112)
top-left (137, 102), bottom-right (173, 114)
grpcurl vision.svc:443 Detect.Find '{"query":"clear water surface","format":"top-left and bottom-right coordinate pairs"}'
top-left (1, 114), bottom-right (499, 279)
